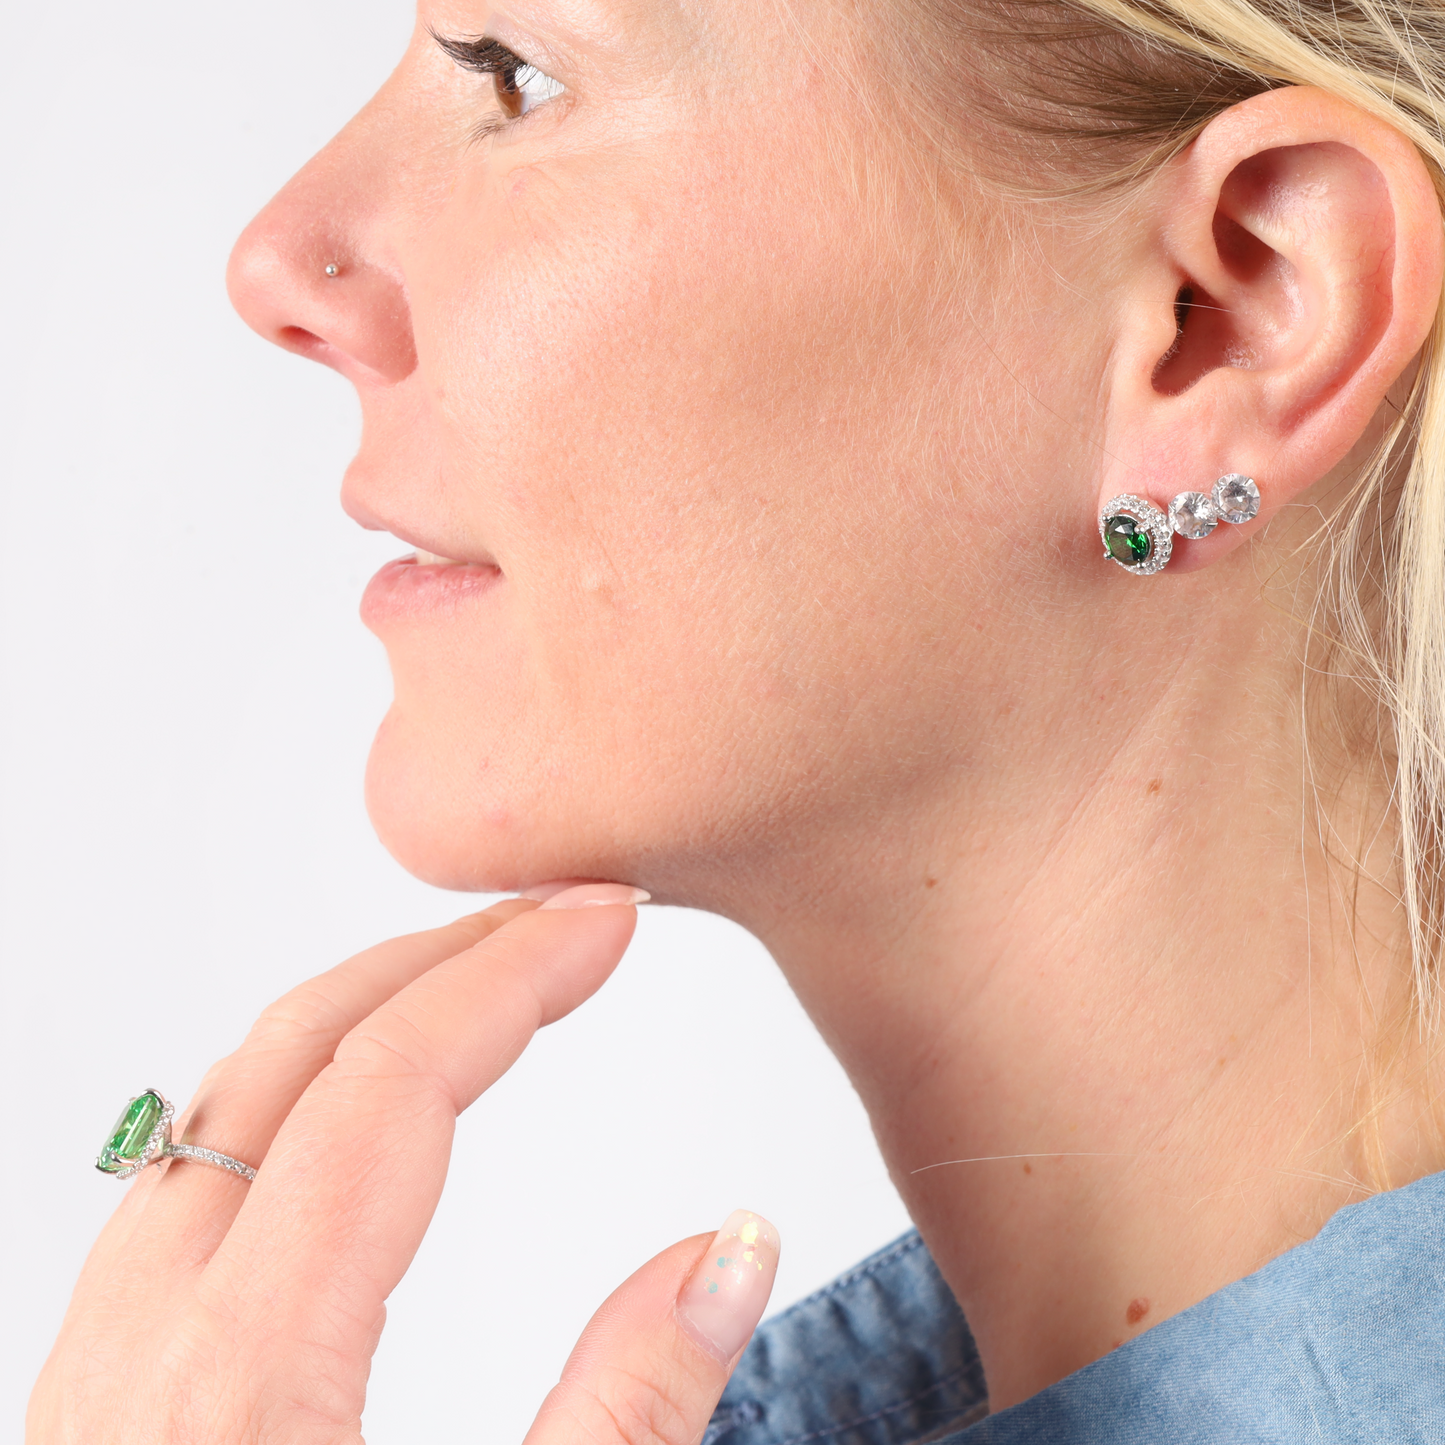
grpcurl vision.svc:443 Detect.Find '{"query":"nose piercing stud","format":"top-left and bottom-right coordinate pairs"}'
top-left (324, 262), bottom-right (341, 278)
top-left (1100, 475), bottom-right (1260, 575)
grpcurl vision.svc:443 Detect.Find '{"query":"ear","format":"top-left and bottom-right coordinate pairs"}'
top-left (1099, 85), bottom-right (1443, 574)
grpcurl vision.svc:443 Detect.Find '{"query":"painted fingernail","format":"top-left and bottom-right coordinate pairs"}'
top-left (537, 882), bottom-right (650, 910)
top-left (676, 1210), bottom-right (781, 1364)
top-left (517, 879), bottom-right (595, 901)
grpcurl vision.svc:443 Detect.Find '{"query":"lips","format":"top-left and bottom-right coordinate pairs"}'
top-left (361, 548), bottom-right (504, 628)
top-left (374, 519), bottom-right (499, 572)
top-left (342, 486), bottom-right (500, 567)
top-left (346, 481), bottom-right (505, 626)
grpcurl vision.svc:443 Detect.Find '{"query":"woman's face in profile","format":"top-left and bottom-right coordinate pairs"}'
top-left (230, 0), bottom-right (1090, 896)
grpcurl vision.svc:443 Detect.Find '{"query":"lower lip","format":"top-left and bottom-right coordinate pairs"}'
top-left (361, 555), bottom-right (504, 628)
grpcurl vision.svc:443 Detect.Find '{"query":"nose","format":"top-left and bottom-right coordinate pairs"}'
top-left (227, 111), bottom-right (417, 385)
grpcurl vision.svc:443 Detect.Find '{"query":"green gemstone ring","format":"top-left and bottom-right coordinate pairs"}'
top-left (96, 1090), bottom-right (257, 1182)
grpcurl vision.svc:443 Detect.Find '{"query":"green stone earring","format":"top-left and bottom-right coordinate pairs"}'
top-left (1100, 476), bottom-right (1260, 576)
top-left (1099, 494), bottom-right (1172, 575)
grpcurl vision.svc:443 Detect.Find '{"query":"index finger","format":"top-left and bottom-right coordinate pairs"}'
top-left (198, 899), bottom-right (639, 1382)
top-left (89, 899), bottom-right (540, 1277)
top-left (178, 898), bottom-right (542, 1165)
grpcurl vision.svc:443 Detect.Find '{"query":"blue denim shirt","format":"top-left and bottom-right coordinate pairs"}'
top-left (707, 1171), bottom-right (1445, 1444)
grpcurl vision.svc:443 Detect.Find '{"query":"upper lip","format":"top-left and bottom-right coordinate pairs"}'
top-left (344, 495), bottom-right (500, 569)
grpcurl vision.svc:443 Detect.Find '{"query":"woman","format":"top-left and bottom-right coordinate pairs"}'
top-left (30, 0), bottom-right (1445, 1439)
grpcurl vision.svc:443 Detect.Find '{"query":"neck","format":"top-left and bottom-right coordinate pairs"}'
top-left (686, 538), bottom-right (1434, 1410)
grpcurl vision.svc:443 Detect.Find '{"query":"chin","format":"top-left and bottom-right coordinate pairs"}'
top-left (367, 811), bottom-right (521, 894)
top-left (362, 707), bottom-right (621, 895)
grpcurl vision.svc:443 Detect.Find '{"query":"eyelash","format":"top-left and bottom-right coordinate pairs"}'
top-left (431, 32), bottom-right (566, 134)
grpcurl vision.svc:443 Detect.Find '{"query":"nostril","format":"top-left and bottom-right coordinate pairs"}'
top-left (229, 221), bottom-right (417, 381)
top-left (278, 325), bottom-right (328, 358)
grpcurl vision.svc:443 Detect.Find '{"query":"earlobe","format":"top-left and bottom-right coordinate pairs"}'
top-left (1097, 85), bottom-right (1444, 576)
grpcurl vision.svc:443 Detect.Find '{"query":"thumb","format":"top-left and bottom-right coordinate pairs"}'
top-left (526, 1211), bottom-right (781, 1445)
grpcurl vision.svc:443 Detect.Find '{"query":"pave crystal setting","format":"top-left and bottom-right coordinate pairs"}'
top-left (1099, 494), bottom-right (1172, 576)
top-left (95, 1090), bottom-right (257, 1182)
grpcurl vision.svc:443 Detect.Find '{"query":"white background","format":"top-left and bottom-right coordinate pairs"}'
top-left (0, 2), bottom-right (910, 1439)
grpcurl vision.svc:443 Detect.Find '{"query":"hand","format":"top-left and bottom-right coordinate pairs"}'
top-left (523, 1208), bottom-right (780, 1445)
top-left (29, 885), bottom-right (780, 1444)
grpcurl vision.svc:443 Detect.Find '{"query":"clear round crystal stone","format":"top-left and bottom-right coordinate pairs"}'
top-left (1212, 473), bottom-right (1260, 525)
top-left (1168, 491), bottom-right (1220, 539)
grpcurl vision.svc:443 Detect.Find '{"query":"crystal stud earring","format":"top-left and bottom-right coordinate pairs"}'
top-left (1101, 474), bottom-right (1260, 575)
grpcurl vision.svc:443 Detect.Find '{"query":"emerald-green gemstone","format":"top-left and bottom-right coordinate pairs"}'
top-left (96, 1091), bottom-right (163, 1173)
top-left (1103, 515), bottom-right (1152, 567)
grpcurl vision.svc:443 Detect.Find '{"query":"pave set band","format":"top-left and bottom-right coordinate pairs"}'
top-left (96, 1090), bottom-right (257, 1183)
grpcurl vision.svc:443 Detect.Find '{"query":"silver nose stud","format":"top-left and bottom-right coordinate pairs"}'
top-left (324, 262), bottom-right (341, 278)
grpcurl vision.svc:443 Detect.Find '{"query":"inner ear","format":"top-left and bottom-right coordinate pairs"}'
top-left (1151, 143), bottom-right (1385, 401)
top-left (1152, 280), bottom-right (1238, 396)
top-left (1152, 152), bottom-right (1303, 397)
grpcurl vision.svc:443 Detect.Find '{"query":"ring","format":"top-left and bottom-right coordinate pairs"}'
top-left (95, 1089), bottom-right (257, 1182)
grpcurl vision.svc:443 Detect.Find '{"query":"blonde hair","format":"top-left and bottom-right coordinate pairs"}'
top-left (909, 1), bottom-right (1445, 1022)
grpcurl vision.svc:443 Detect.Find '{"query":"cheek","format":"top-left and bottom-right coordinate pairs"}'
top-left (410, 135), bottom-right (908, 641)
top-left (372, 120), bottom-right (1052, 885)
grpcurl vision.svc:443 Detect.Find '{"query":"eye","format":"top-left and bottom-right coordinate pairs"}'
top-left (432, 32), bottom-right (567, 126)
top-left (504, 60), bottom-right (566, 117)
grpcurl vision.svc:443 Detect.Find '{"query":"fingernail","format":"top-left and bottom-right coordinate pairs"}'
top-left (676, 1210), bottom-right (780, 1364)
top-left (537, 882), bottom-right (650, 910)
top-left (517, 879), bottom-right (595, 901)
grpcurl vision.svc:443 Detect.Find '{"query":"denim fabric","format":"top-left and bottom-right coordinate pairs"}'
top-left (708, 1171), bottom-right (1445, 1445)
top-left (705, 1232), bottom-right (988, 1445)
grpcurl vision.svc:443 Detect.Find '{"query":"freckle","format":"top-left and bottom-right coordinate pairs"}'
top-left (925, 877), bottom-right (937, 889)
top-left (1147, 778), bottom-right (1162, 794)
top-left (1126, 1298), bottom-right (1150, 1325)
top-left (1217, 1057), bottom-right (1227, 1067)
top-left (1022, 1162), bottom-right (1032, 1175)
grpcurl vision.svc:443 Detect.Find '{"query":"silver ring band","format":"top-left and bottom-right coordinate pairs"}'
top-left (97, 1090), bottom-right (258, 1183)
top-left (162, 1142), bottom-right (258, 1181)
